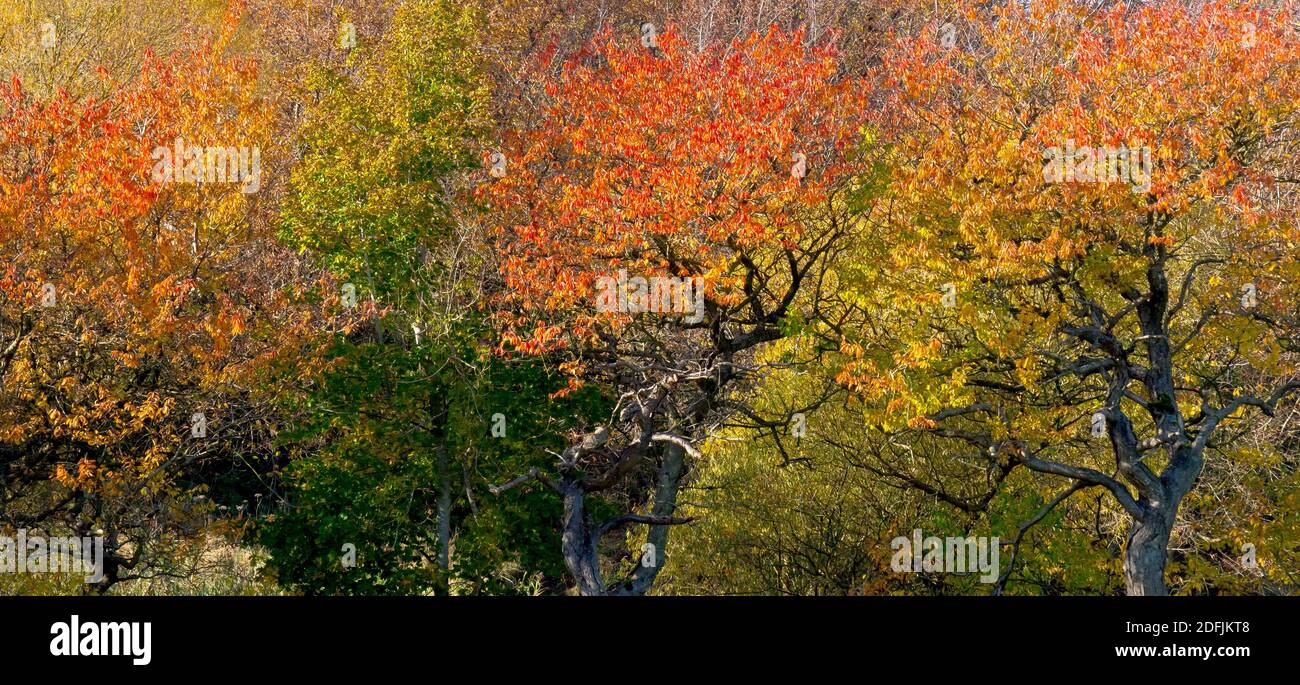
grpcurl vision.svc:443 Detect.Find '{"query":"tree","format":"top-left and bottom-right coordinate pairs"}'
top-left (0, 0), bottom-right (297, 592)
top-left (485, 25), bottom-right (868, 595)
top-left (837, 0), bottom-right (1300, 594)
top-left (268, 0), bottom-right (609, 594)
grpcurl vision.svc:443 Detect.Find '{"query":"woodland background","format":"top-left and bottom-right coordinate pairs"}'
top-left (2, 0), bottom-right (1299, 596)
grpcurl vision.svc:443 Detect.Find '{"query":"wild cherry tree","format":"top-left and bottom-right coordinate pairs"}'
top-left (0, 2), bottom-right (296, 591)
top-left (485, 26), bottom-right (867, 595)
top-left (838, 0), bottom-right (1300, 594)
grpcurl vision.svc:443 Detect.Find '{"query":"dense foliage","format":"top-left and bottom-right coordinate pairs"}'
top-left (2, 0), bottom-right (1297, 596)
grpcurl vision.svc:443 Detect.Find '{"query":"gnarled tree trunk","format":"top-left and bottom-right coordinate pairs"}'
top-left (1124, 509), bottom-right (1173, 596)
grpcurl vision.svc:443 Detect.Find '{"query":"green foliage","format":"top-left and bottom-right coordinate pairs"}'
top-left (262, 0), bottom-right (618, 592)
top-left (258, 343), bottom-right (609, 594)
top-left (278, 0), bottom-right (490, 299)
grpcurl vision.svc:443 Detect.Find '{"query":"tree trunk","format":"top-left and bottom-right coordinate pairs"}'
top-left (1122, 445), bottom-right (1202, 596)
top-left (436, 441), bottom-right (452, 591)
top-left (624, 440), bottom-right (686, 594)
top-left (560, 481), bottom-right (604, 596)
top-left (1124, 512), bottom-right (1171, 595)
top-left (559, 442), bottom-right (689, 596)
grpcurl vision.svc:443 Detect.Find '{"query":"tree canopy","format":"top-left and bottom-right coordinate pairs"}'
top-left (3, 0), bottom-right (1298, 597)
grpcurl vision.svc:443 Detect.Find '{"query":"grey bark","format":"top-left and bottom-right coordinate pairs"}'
top-left (1124, 507), bottom-right (1174, 596)
top-left (624, 440), bottom-right (687, 595)
top-left (561, 481), bottom-right (604, 596)
top-left (560, 441), bottom-right (688, 596)
top-left (436, 441), bottom-right (451, 573)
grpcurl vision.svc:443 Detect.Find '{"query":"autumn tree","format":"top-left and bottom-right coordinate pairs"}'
top-left (485, 25), bottom-right (867, 595)
top-left (0, 1), bottom-right (300, 592)
top-left (838, 0), bottom-right (1300, 594)
top-left (267, 0), bottom-right (611, 594)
